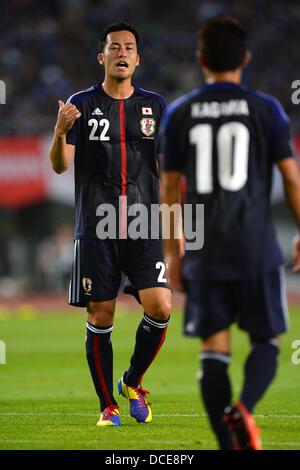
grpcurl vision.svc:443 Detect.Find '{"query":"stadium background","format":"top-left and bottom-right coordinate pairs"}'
top-left (0, 0), bottom-right (300, 451)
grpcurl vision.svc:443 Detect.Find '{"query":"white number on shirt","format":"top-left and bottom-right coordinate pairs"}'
top-left (189, 122), bottom-right (250, 193)
top-left (88, 118), bottom-right (110, 141)
top-left (156, 262), bottom-right (167, 283)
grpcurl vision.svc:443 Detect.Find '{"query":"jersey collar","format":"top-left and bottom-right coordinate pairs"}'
top-left (200, 81), bottom-right (246, 92)
top-left (95, 82), bottom-right (138, 101)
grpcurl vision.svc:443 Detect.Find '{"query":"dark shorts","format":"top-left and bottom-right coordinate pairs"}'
top-left (184, 266), bottom-right (289, 339)
top-left (68, 238), bottom-right (169, 307)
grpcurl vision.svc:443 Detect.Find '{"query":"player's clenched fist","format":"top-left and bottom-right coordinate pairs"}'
top-left (166, 254), bottom-right (185, 293)
top-left (55, 100), bottom-right (81, 136)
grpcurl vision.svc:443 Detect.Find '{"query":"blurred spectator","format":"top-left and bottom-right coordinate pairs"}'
top-left (0, 0), bottom-right (299, 135)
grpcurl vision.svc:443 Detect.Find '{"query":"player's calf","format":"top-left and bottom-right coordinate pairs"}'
top-left (240, 337), bottom-right (279, 412)
top-left (124, 312), bottom-right (170, 389)
top-left (200, 349), bottom-right (233, 450)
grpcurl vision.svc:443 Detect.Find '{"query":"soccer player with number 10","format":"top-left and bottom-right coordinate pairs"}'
top-left (162, 15), bottom-right (300, 450)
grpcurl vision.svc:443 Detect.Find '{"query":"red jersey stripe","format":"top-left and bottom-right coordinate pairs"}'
top-left (119, 100), bottom-right (127, 238)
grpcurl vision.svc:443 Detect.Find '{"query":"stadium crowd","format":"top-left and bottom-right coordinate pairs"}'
top-left (0, 0), bottom-right (300, 136)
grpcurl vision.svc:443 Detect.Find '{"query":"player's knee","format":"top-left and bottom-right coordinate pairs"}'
top-left (146, 299), bottom-right (172, 321)
top-left (87, 301), bottom-right (114, 327)
top-left (202, 330), bottom-right (230, 353)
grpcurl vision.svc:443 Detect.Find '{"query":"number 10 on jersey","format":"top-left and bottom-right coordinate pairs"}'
top-left (190, 121), bottom-right (250, 193)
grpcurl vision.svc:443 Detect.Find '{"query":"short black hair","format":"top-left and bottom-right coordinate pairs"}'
top-left (99, 22), bottom-right (140, 53)
top-left (198, 16), bottom-right (247, 72)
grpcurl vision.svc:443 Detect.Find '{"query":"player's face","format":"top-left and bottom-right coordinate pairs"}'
top-left (99, 30), bottom-right (140, 81)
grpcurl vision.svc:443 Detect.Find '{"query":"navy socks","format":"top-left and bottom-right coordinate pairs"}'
top-left (85, 322), bottom-right (117, 411)
top-left (200, 351), bottom-right (233, 450)
top-left (124, 313), bottom-right (169, 387)
top-left (240, 339), bottom-right (279, 412)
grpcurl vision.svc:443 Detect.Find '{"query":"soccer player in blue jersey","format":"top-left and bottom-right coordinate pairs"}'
top-left (49, 23), bottom-right (171, 427)
top-left (162, 16), bottom-right (300, 450)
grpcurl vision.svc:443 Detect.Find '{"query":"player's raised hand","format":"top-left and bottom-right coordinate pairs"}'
top-left (55, 100), bottom-right (81, 136)
top-left (292, 234), bottom-right (300, 272)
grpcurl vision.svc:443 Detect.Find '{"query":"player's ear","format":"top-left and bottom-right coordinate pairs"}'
top-left (136, 54), bottom-right (140, 66)
top-left (242, 50), bottom-right (251, 67)
top-left (98, 52), bottom-right (105, 66)
top-left (197, 50), bottom-right (205, 68)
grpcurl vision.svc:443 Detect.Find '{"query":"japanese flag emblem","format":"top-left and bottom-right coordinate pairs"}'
top-left (142, 107), bottom-right (152, 115)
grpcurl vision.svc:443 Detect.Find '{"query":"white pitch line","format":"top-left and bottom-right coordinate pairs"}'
top-left (0, 439), bottom-right (299, 448)
top-left (159, 414), bottom-right (300, 419)
top-left (255, 414), bottom-right (300, 419)
top-left (0, 437), bottom-right (202, 443)
top-left (266, 442), bottom-right (300, 447)
top-left (0, 412), bottom-right (300, 418)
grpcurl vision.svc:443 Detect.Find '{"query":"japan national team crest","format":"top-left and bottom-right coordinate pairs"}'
top-left (140, 117), bottom-right (156, 137)
top-left (82, 277), bottom-right (92, 294)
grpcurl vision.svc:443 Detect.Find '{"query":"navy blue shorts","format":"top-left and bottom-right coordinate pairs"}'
top-left (184, 266), bottom-right (289, 339)
top-left (68, 238), bottom-right (169, 307)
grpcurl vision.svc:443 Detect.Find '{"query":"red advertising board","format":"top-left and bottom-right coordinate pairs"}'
top-left (0, 137), bottom-right (47, 208)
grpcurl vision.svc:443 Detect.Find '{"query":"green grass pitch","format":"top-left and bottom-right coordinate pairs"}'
top-left (0, 307), bottom-right (300, 450)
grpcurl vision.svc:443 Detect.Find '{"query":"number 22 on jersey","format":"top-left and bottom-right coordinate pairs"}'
top-left (88, 118), bottom-right (110, 141)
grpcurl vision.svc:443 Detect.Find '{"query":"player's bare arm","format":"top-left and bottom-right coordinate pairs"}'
top-left (49, 100), bottom-right (81, 174)
top-left (292, 235), bottom-right (300, 272)
top-left (161, 171), bottom-right (185, 292)
top-left (277, 157), bottom-right (300, 271)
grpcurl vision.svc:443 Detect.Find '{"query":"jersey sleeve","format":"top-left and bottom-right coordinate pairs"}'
top-left (156, 96), bottom-right (168, 154)
top-left (160, 104), bottom-right (186, 172)
top-left (269, 99), bottom-right (293, 161)
top-left (65, 95), bottom-right (80, 146)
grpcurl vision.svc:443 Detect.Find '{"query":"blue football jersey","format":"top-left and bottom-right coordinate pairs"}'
top-left (66, 83), bottom-right (166, 239)
top-left (162, 82), bottom-right (293, 280)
